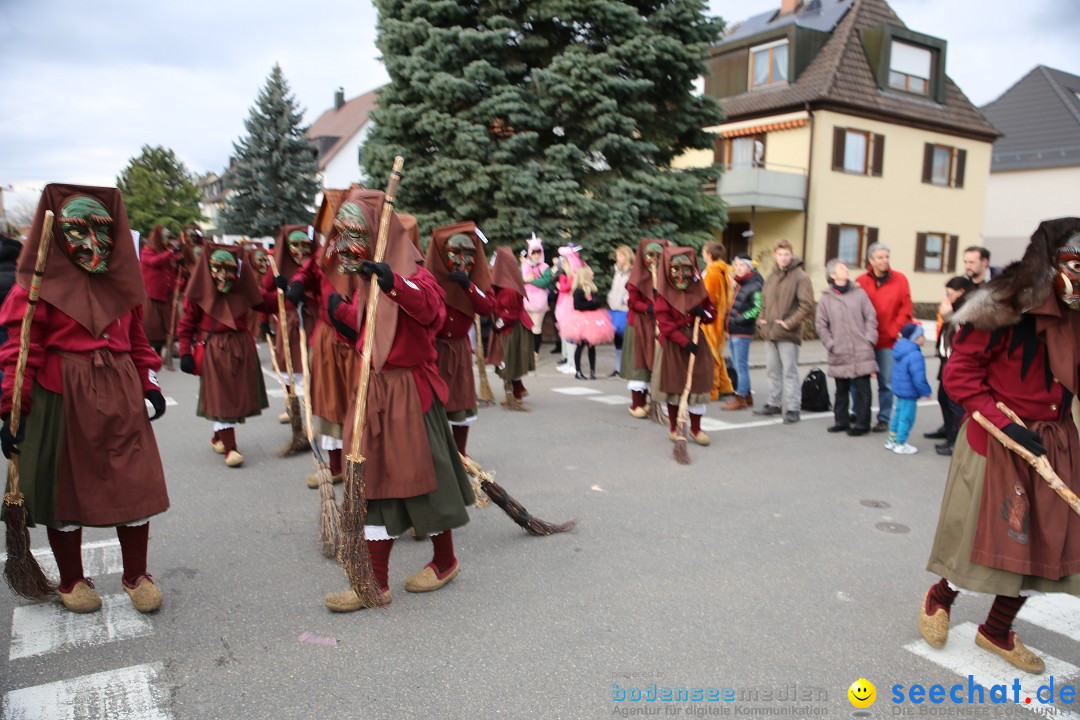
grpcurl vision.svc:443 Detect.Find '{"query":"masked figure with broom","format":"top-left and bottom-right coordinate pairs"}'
top-left (424, 222), bottom-right (494, 457)
top-left (0, 184), bottom-right (170, 613)
top-left (486, 246), bottom-right (534, 410)
top-left (322, 189), bottom-right (475, 611)
top-left (918, 218), bottom-right (1080, 675)
top-left (244, 241), bottom-right (272, 341)
top-left (139, 225), bottom-right (182, 357)
top-left (178, 244), bottom-right (273, 468)
top-left (284, 190), bottom-right (357, 488)
top-left (655, 247), bottom-right (715, 448)
top-left (267, 226), bottom-right (317, 424)
top-left (621, 239), bottom-right (668, 418)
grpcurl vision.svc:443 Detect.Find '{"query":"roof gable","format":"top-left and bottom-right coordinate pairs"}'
top-left (981, 66), bottom-right (1080, 171)
top-left (307, 89), bottom-right (379, 170)
top-left (712, 0), bottom-right (999, 141)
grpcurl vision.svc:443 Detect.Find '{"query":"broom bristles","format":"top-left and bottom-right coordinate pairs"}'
top-left (673, 423), bottom-right (691, 465)
top-left (3, 501), bottom-right (55, 600)
top-left (480, 480), bottom-right (577, 535)
top-left (337, 459), bottom-right (388, 607)
top-left (277, 396), bottom-right (308, 457)
top-left (316, 462), bottom-right (341, 559)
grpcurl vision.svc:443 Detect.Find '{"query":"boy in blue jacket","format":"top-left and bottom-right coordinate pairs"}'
top-left (886, 323), bottom-right (933, 454)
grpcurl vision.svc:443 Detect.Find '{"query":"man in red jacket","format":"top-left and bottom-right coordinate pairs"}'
top-left (856, 243), bottom-right (913, 432)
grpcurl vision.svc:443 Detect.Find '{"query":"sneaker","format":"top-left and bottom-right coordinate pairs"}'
top-left (753, 404), bottom-right (782, 416)
top-left (884, 439), bottom-right (897, 450)
top-left (872, 420), bottom-right (888, 433)
top-left (783, 411), bottom-right (800, 424)
top-left (556, 363), bottom-right (575, 374)
top-left (893, 443), bottom-right (919, 455)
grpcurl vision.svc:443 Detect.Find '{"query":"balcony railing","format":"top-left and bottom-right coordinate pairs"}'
top-left (717, 162), bottom-right (807, 212)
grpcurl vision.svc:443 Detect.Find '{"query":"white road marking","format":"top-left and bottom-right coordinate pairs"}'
top-left (587, 395), bottom-right (629, 405)
top-left (1018, 594), bottom-right (1080, 643)
top-left (2, 662), bottom-right (171, 720)
top-left (551, 386), bottom-right (603, 396)
top-left (904, 622), bottom-right (1080, 717)
top-left (9, 594), bottom-right (153, 661)
top-left (1, 540), bottom-right (123, 582)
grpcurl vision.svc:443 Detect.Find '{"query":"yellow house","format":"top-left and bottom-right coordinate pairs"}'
top-left (680, 0), bottom-right (1000, 305)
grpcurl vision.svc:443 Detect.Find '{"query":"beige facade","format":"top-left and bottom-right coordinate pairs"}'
top-left (983, 165), bottom-right (1080, 266)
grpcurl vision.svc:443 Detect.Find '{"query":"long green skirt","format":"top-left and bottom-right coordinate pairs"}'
top-left (495, 322), bottom-right (535, 381)
top-left (619, 325), bottom-right (649, 382)
top-left (366, 400), bottom-right (475, 537)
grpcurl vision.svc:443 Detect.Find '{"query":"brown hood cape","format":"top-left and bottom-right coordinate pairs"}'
top-left (952, 217), bottom-right (1080, 396)
top-left (489, 246), bottom-right (526, 297)
top-left (145, 225), bottom-right (168, 253)
top-left (273, 224), bottom-right (310, 279)
top-left (656, 246), bottom-right (707, 315)
top-left (18, 183), bottom-right (146, 338)
top-left (627, 238), bottom-right (669, 300)
top-left (183, 243), bottom-right (265, 330)
top-left (321, 187), bottom-right (422, 371)
top-left (398, 213), bottom-right (422, 254)
top-left (424, 221), bottom-right (493, 317)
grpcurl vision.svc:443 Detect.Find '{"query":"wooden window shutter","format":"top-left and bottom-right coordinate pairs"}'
top-left (866, 226), bottom-right (878, 253)
top-left (954, 149), bottom-right (967, 188)
top-left (825, 224), bottom-right (840, 261)
top-left (947, 235), bottom-right (959, 273)
top-left (832, 127), bottom-right (846, 171)
top-left (871, 134), bottom-right (885, 177)
top-left (915, 233), bottom-right (928, 272)
top-left (922, 143), bottom-right (934, 184)
top-left (714, 138), bottom-right (725, 165)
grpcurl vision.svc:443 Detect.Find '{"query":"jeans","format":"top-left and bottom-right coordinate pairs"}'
top-left (890, 397), bottom-right (917, 443)
top-left (765, 340), bottom-right (800, 413)
top-left (874, 347), bottom-right (894, 423)
top-left (728, 336), bottom-right (752, 398)
top-left (835, 375), bottom-right (871, 430)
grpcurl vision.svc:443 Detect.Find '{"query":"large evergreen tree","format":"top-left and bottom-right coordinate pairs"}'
top-left (222, 64), bottom-right (320, 236)
top-left (362, 0), bottom-right (726, 272)
top-left (116, 145), bottom-right (203, 237)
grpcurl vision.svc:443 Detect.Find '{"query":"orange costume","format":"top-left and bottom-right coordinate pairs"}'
top-left (702, 258), bottom-right (734, 399)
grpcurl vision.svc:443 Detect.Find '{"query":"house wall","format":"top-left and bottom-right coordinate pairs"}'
top-left (807, 109), bottom-right (992, 304)
top-left (983, 165), bottom-right (1080, 266)
top-left (321, 122), bottom-right (371, 189)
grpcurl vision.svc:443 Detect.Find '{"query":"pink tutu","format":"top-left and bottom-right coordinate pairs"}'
top-left (561, 309), bottom-right (616, 345)
top-left (554, 291), bottom-right (575, 330)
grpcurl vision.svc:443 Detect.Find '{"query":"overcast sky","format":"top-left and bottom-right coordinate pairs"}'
top-left (1, 0), bottom-right (1076, 212)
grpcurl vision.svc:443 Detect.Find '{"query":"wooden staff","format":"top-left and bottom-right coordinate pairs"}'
top-left (3, 210), bottom-right (57, 600)
top-left (339, 156), bottom-right (404, 608)
top-left (972, 404), bottom-right (1080, 517)
top-left (474, 315), bottom-right (495, 406)
top-left (648, 266), bottom-right (666, 425)
top-left (673, 317), bottom-right (702, 465)
top-left (267, 255), bottom-right (306, 456)
top-left (161, 261), bottom-right (184, 371)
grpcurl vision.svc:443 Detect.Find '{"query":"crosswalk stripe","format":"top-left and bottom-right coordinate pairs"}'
top-left (551, 386), bottom-right (603, 396)
top-left (1018, 594), bottom-right (1080, 643)
top-left (1, 540), bottom-right (123, 582)
top-left (9, 594), bottom-right (154, 661)
top-left (2, 662), bottom-right (171, 720)
top-left (587, 395), bottom-right (629, 405)
top-left (903, 622), bottom-right (1080, 717)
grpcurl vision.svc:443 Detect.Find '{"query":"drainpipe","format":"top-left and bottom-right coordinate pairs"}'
top-left (801, 102), bottom-right (814, 263)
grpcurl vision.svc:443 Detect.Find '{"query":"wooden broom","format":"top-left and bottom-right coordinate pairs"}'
top-left (459, 455), bottom-right (577, 535)
top-left (648, 266), bottom-right (666, 425)
top-left (338, 156), bottom-right (404, 608)
top-left (474, 315), bottom-right (495, 406)
top-left (267, 255), bottom-right (307, 457)
top-left (973, 403), bottom-right (1080, 518)
top-left (673, 317), bottom-right (702, 465)
top-left (161, 262), bottom-right (184, 370)
top-left (3, 210), bottom-right (57, 600)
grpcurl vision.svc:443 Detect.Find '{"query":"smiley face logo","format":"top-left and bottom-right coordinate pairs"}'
top-left (848, 679), bottom-right (876, 709)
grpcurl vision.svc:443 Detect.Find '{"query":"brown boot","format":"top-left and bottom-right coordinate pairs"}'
top-left (746, 391), bottom-right (753, 407)
top-left (721, 395), bottom-right (748, 411)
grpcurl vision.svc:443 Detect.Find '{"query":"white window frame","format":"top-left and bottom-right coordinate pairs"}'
top-left (888, 40), bottom-right (931, 96)
top-left (749, 39), bottom-right (789, 90)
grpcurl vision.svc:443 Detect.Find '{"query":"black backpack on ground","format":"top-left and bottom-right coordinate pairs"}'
top-left (801, 368), bottom-right (831, 412)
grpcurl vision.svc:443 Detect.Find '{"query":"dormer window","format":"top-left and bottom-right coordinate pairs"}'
top-left (888, 41), bottom-right (931, 96)
top-left (749, 40), bottom-right (788, 90)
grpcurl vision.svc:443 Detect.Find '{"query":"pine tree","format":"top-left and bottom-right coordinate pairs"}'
top-left (222, 64), bottom-right (320, 237)
top-left (362, 0), bottom-right (726, 275)
top-left (116, 145), bottom-right (203, 237)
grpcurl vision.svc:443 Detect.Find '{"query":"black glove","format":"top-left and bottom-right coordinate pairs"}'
top-left (285, 281), bottom-right (306, 307)
top-left (685, 341), bottom-right (700, 355)
top-left (1003, 423), bottom-right (1046, 457)
top-left (180, 354), bottom-right (196, 375)
top-left (689, 306), bottom-right (709, 318)
top-left (360, 261), bottom-right (394, 292)
top-left (447, 270), bottom-right (470, 290)
top-left (1, 413), bottom-right (26, 459)
top-left (146, 390), bottom-right (166, 421)
top-left (646, 305), bottom-right (654, 317)
top-left (326, 293), bottom-right (358, 343)
top-left (258, 321), bottom-right (272, 339)
top-left (274, 275), bottom-right (289, 292)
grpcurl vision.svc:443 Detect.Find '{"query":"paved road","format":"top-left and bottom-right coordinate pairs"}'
top-left (2, 341), bottom-right (1078, 720)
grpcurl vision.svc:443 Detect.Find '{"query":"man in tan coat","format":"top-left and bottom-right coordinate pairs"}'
top-left (753, 239), bottom-right (815, 423)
